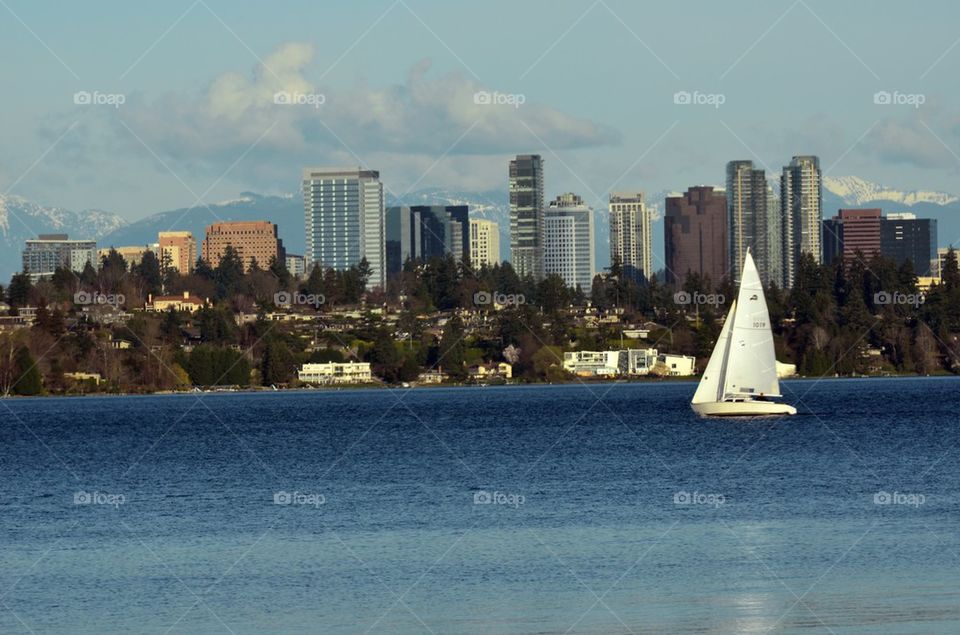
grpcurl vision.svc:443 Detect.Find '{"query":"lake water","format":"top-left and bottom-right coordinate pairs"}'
top-left (1, 378), bottom-right (959, 634)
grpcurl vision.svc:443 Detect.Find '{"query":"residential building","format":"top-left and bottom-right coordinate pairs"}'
top-left (664, 186), bottom-right (727, 285)
top-left (303, 167), bottom-right (386, 289)
top-left (158, 231), bottom-right (197, 273)
top-left (470, 218), bottom-right (500, 268)
top-left (658, 353), bottom-right (696, 376)
top-left (727, 160), bottom-right (774, 285)
top-left (609, 191), bottom-right (652, 281)
top-left (562, 351), bottom-right (623, 377)
top-left (298, 362), bottom-right (373, 384)
top-left (385, 205), bottom-right (469, 276)
top-left (562, 348), bottom-right (660, 377)
top-left (468, 362), bottom-right (513, 380)
top-left (881, 213), bottom-right (937, 276)
top-left (625, 349), bottom-right (659, 375)
top-left (509, 154), bottom-right (545, 279)
top-left (201, 221), bottom-right (285, 271)
top-left (544, 193), bottom-right (595, 291)
top-left (286, 253), bottom-right (306, 278)
top-left (781, 155), bottom-right (822, 287)
top-left (22, 234), bottom-right (96, 281)
top-left (146, 291), bottom-right (207, 313)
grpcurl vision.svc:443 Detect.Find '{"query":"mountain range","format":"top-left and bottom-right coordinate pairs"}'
top-left (2, 176), bottom-right (958, 282)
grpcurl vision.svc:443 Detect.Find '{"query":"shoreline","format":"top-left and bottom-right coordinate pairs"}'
top-left (3, 372), bottom-right (956, 400)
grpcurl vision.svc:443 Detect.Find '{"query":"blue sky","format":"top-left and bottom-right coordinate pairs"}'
top-left (2, 0), bottom-right (959, 220)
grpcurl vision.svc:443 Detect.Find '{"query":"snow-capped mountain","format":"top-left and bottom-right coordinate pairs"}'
top-left (824, 176), bottom-right (958, 207)
top-left (0, 194), bottom-right (127, 281)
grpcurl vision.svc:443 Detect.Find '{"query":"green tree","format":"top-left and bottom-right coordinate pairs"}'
top-left (12, 346), bottom-right (42, 395)
top-left (7, 272), bottom-right (33, 309)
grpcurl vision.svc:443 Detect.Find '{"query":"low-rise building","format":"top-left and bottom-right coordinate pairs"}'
top-left (563, 351), bottom-right (623, 377)
top-left (64, 372), bottom-right (102, 385)
top-left (625, 349), bottom-right (658, 375)
top-left (658, 353), bottom-right (695, 376)
top-left (417, 370), bottom-right (448, 385)
top-left (468, 362), bottom-right (513, 380)
top-left (298, 362), bottom-right (373, 385)
top-left (146, 291), bottom-right (207, 313)
top-left (564, 349), bottom-right (661, 377)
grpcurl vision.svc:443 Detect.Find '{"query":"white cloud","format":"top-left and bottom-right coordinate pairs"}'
top-left (113, 42), bottom-right (617, 187)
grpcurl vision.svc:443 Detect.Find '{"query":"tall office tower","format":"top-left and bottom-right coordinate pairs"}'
top-left (664, 186), bottom-right (728, 286)
top-left (201, 221), bottom-right (285, 271)
top-left (158, 231), bottom-right (196, 273)
top-left (470, 218), bottom-right (500, 268)
top-left (780, 155), bottom-right (822, 287)
top-left (609, 192), bottom-right (653, 282)
top-left (509, 154), bottom-right (545, 280)
top-left (881, 212), bottom-right (937, 276)
top-left (384, 205), bottom-right (469, 276)
top-left (766, 185), bottom-right (784, 288)
top-left (821, 208), bottom-right (882, 267)
top-left (726, 160), bottom-right (775, 285)
top-left (22, 234), bottom-right (97, 281)
top-left (543, 193), bottom-right (595, 291)
top-left (302, 167), bottom-right (386, 290)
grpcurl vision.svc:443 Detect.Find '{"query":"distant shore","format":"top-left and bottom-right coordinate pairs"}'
top-left (3, 371), bottom-right (955, 399)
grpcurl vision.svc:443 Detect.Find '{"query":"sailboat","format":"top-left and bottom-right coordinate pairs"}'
top-left (691, 249), bottom-right (797, 416)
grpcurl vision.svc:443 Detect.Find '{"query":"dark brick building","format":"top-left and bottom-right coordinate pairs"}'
top-left (664, 186), bottom-right (728, 286)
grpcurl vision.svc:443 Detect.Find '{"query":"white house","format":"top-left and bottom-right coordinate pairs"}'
top-left (562, 351), bottom-right (622, 377)
top-left (298, 362), bottom-right (372, 385)
top-left (658, 353), bottom-right (695, 376)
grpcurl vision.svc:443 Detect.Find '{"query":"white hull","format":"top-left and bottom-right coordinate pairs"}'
top-left (691, 400), bottom-right (797, 417)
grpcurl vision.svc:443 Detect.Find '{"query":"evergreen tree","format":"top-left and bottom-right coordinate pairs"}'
top-left (7, 272), bottom-right (33, 309)
top-left (12, 346), bottom-right (42, 395)
top-left (134, 250), bottom-right (163, 296)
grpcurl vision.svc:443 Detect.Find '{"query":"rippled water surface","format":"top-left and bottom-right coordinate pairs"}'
top-left (1, 378), bottom-right (958, 633)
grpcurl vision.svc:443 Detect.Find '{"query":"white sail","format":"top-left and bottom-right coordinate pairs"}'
top-left (691, 299), bottom-right (736, 404)
top-left (722, 250), bottom-right (781, 398)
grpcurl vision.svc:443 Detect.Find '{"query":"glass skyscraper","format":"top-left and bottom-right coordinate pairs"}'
top-left (509, 154), bottom-right (545, 280)
top-left (302, 167), bottom-right (385, 290)
top-left (781, 155), bottom-right (822, 288)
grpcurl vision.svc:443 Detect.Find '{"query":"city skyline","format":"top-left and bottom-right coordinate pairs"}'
top-left (2, 1), bottom-right (959, 227)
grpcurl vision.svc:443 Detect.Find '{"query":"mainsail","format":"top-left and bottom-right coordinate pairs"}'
top-left (721, 251), bottom-right (781, 398)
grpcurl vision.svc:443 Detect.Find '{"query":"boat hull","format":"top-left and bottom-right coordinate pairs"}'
top-left (691, 400), bottom-right (797, 417)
